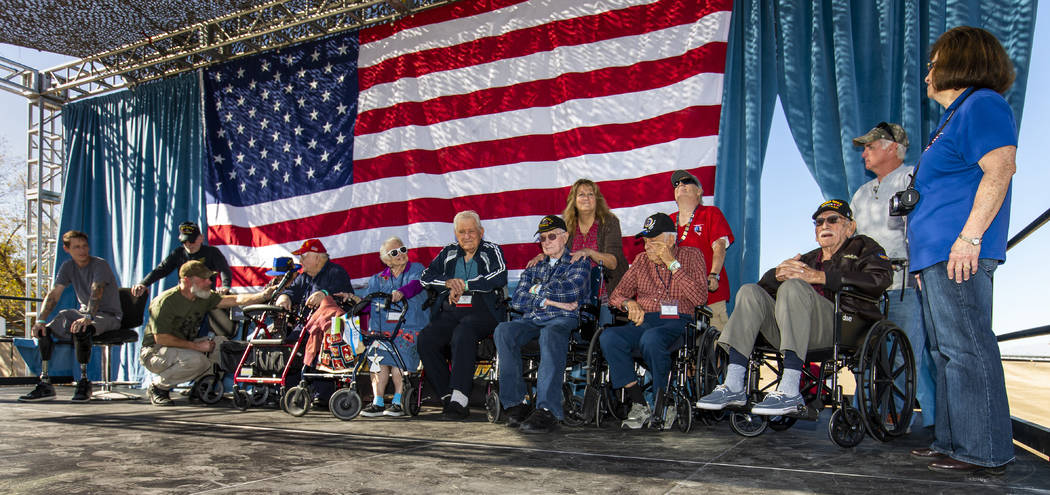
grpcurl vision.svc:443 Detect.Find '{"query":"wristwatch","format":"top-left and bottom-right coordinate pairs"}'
top-left (958, 234), bottom-right (982, 246)
top-left (708, 272), bottom-right (720, 281)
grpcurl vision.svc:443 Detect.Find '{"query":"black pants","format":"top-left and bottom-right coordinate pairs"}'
top-left (39, 326), bottom-right (96, 365)
top-left (417, 303), bottom-right (497, 398)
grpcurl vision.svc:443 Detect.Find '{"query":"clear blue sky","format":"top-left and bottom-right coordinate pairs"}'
top-left (2, 9), bottom-right (1047, 356)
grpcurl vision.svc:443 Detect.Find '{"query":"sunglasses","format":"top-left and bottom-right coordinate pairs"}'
top-left (538, 232), bottom-right (562, 242)
top-left (926, 60), bottom-right (937, 72)
top-left (673, 178), bottom-right (697, 188)
top-left (386, 246), bottom-right (407, 257)
top-left (813, 215), bottom-right (845, 227)
top-left (876, 121), bottom-right (899, 143)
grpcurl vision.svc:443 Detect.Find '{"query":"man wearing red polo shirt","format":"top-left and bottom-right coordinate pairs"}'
top-left (669, 169), bottom-right (734, 330)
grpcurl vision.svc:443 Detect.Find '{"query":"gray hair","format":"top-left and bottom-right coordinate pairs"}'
top-left (453, 210), bottom-right (483, 231)
top-left (879, 139), bottom-right (908, 161)
top-left (378, 236), bottom-right (404, 261)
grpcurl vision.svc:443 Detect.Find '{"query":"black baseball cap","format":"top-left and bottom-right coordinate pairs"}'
top-left (670, 169), bottom-right (700, 188)
top-left (635, 213), bottom-right (677, 238)
top-left (179, 221), bottom-right (201, 243)
top-left (812, 199), bottom-right (853, 221)
top-left (536, 215), bottom-right (567, 234)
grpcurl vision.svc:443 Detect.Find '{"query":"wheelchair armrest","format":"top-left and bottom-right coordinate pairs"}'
top-left (835, 286), bottom-right (881, 305)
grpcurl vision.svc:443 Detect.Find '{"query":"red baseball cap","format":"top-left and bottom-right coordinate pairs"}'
top-left (291, 238), bottom-right (327, 255)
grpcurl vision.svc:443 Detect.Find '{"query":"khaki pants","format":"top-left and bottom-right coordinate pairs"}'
top-left (717, 279), bottom-right (834, 359)
top-left (708, 301), bottom-right (729, 331)
top-left (140, 336), bottom-right (227, 390)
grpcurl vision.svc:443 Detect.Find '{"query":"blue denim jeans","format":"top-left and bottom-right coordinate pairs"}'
top-left (599, 312), bottom-right (689, 392)
top-left (886, 287), bottom-right (937, 428)
top-left (494, 316), bottom-right (577, 419)
top-left (919, 259), bottom-right (1014, 467)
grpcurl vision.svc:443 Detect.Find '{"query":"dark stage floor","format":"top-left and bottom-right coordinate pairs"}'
top-left (1, 385), bottom-right (1047, 494)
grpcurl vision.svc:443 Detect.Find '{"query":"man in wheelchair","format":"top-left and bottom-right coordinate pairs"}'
top-left (602, 213), bottom-right (707, 429)
top-left (274, 238), bottom-right (353, 312)
top-left (697, 199), bottom-right (892, 415)
top-left (494, 215), bottom-right (591, 433)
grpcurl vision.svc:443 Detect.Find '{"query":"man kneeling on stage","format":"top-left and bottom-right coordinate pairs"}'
top-left (140, 260), bottom-right (274, 406)
top-left (494, 215), bottom-right (590, 434)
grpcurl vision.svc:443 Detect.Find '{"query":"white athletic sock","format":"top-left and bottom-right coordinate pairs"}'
top-left (777, 369), bottom-right (802, 397)
top-left (724, 363), bottom-right (746, 393)
top-left (450, 389), bottom-right (468, 407)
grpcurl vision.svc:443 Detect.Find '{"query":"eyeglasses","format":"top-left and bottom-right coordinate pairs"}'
top-left (386, 246), bottom-right (407, 257)
top-left (876, 121), bottom-right (898, 143)
top-left (813, 215), bottom-right (845, 227)
top-left (673, 178), bottom-right (697, 188)
top-left (926, 60), bottom-right (937, 72)
top-left (538, 232), bottom-right (562, 242)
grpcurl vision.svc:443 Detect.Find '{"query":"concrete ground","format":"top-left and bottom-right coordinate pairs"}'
top-left (1, 384), bottom-right (1048, 495)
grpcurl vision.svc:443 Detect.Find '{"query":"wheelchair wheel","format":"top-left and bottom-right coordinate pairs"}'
top-left (857, 320), bottom-right (915, 442)
top-left (232, 386), bottom-right (250, 411)
top-left (329, 388), bottom-right (363, 421)
top-left (404, 382), bottom-right (421, 417)
top-left (828, 406), bottom-right (865, 448)
top-left (249, 386), bottom-right (270, 407)
top-left (767, 415), bottom-right (797, 432)
top-left (729, 411), bottom-right (768, 437)
top-left (195, 375), bottom-right (224, 405)
top-left (282, 385), bottom-right (312, 417)
top-left (485, 388), bottom-right (501, 423)
top-left (562, 384), bottom-right (588, 427)
top-left (674, 391), bottom-right (694, 433)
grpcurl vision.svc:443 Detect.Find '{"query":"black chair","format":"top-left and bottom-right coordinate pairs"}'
top-left (91, 288), bottom-right (147, 400)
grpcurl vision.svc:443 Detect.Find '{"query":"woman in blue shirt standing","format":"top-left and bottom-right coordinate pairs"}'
top-left (907, 26), bottom-right (1017, 474)
top-left (360, 237), bottom-right (429, 418)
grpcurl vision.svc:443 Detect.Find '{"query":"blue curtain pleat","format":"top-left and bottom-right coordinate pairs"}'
top-left (59, 72), bottom-right (205, 386)
top-left (716, 0), bottom-right (1036, 304)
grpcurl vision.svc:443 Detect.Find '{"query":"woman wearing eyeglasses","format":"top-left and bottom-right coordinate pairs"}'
top-left (905, 26), bottom-right (1017, 474)
top-left (697, 199), bottom-right (892, 417)
top-left (359, 236), bottom-right (429, 418)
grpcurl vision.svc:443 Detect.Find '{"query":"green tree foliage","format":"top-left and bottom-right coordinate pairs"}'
top-left (0, 140), bottom-right (26, 336)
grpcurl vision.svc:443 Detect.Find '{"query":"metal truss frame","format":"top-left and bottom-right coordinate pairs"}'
top-left (3, 0), bottom-right (463, 334)
top-left (41, 0), bottom-right (463, 101)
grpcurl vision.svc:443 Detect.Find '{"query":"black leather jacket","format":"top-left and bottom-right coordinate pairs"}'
top-left (757, 235), bottom-right (892, 322)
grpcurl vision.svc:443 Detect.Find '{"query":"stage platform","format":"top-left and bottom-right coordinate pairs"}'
top-left (1, 385), bottom-right (1047, 494)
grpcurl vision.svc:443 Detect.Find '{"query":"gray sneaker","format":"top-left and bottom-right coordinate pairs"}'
top-left (696, 385), bottom-right (747, 411)
top-left (621, 402), bottom-right (651, 430)
top-left (750, 391), bottom-right (805, 416)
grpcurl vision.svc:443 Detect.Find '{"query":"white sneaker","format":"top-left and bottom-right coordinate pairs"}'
top-left (621, 402), bottom-right (651, 430)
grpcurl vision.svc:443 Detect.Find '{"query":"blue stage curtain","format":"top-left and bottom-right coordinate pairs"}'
top-left (716, 0), bottom-right (1036, 302)
top-left (58, 72), bottom-right (205, 386)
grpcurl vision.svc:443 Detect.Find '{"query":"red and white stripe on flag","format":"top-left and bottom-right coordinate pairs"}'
top-left (211, 0), bottom-right (732, 288)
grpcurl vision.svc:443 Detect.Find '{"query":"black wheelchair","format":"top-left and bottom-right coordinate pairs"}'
top-left (581, 305), bottom-right (713, 432)
top-left (484, 264), bottom-right (604, 427)
top-left (704, 287), bottom-right (916, 447)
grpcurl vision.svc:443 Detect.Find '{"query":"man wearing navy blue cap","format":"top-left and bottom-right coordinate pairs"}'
top-left (132, 221), bottom-right (233, 297)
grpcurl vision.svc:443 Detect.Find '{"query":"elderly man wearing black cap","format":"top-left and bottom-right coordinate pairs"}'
top-left (132, 221), bottom-right (233, 298)
top-left (601, 212), bottom-right (707, 429)
top-left (139, 260), bottom-right (276, 406)
top-left (494, 215), bottom-right (591, 433)
top-left (697, 199), bottom-right (892, 416)
top-left (669, 169), bottom-right (735, 330)
top-left (851, 122), bottom-right (937, 430)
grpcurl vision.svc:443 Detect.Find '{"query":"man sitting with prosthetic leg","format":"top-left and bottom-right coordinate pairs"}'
top-left (20, 231), bottom-right (123, 402)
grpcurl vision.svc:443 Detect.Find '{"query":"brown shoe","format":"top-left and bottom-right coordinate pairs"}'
top-left (910, 448), bottom-right (946, 459)
top-left (928, 458), bottom-right (1006, 475)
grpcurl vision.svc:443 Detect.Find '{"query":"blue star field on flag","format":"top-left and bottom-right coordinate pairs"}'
top-left (202, 35), bottom-right (360, 208)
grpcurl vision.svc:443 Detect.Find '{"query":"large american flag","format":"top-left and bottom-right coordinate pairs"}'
top-left (203, 0), bottom-right (732, 288)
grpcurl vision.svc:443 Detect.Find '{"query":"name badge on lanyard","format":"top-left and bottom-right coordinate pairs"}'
top-left (660, 299), bottom-right (679, 319)
top-left (456, 294), bottom-right (473, 307)
top-left (386, 310), bottom-right (404, 323)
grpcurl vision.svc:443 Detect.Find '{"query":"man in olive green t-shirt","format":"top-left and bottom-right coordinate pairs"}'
top-left (140, 260), bottom-right (274, 406)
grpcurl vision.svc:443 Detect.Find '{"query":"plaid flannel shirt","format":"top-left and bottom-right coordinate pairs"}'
top-left (511, 249), bottom-right (591, 321)
top-left (609, 245), bottom-right (707, 314)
